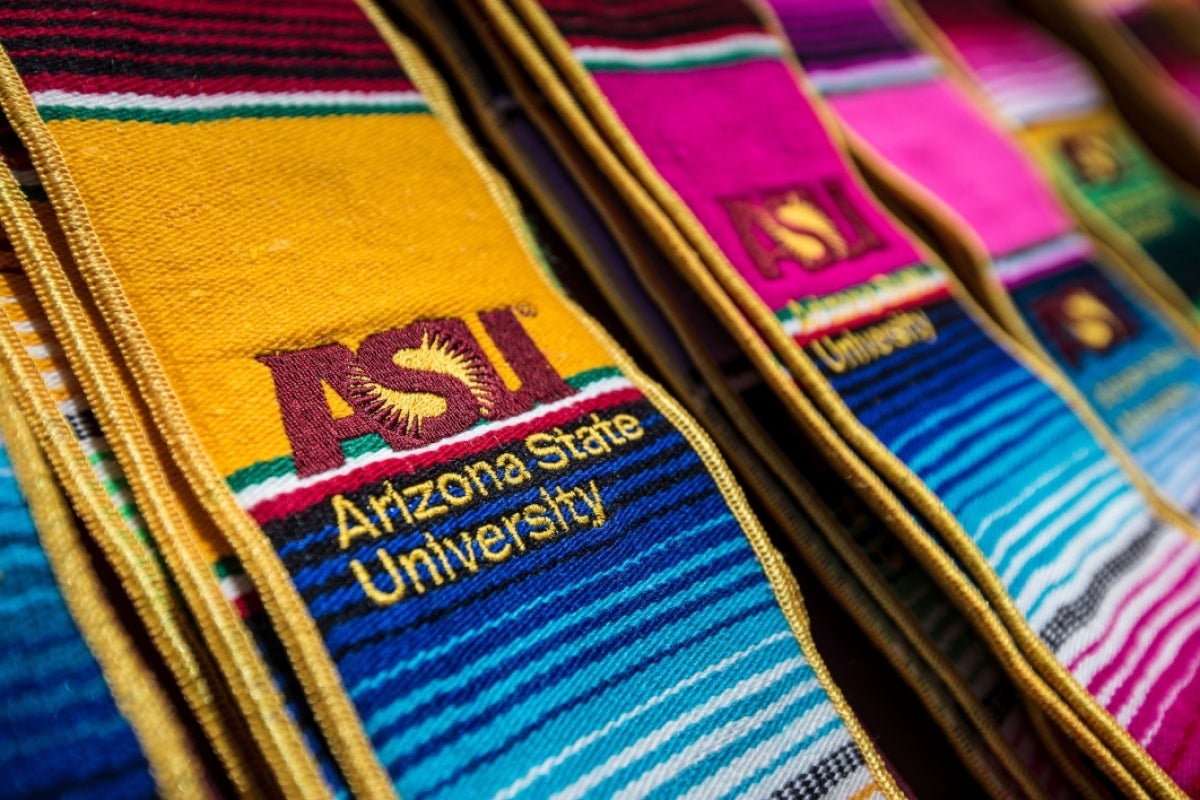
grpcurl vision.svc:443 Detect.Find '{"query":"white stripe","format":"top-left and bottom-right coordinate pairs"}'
top-left (1068, 536), bottom-right (1195, 684)
top-left (37, 370), bottom-right (65, 391)
top-left (1021, 502), bottom-right (1152, 631)
top-left (807, 55), bottom-right (940, 94)
top-left (30, 88), bottom-right (425, 112)
top-left (1004, 482), bottom-right (1136, 602)
top-left (1114, 593), bottom-right (1200, 726)
top-left (1141, 638), bottom-right (1200, 747)
top-left (493, 632), bottom-right (793, 800)
top-left (691, 717), bottom-right (853, 799)
top-left (608, 682), bottom-right (834, 800)
top-left (23, 342), bottom-right (60, 360)
top-left (235, 376), bottom-right (633, 507)
top-left (572, 33), bottom-right (784, 69)
top-left (974, 446), bottom-right (1091, 543)
top-left (992, 233), bottom-right (1092, 285)
top-left (780, 269), bottom-right (947, 339)
top-left (989, 458), bottom-right (1116, 573)
top-left (1097, 562), bottom-right (1200, 710)
top-left (548, 662), bottom-right (815, 800)
top-left (219, 573), bottom-right (253, 603)
top-left (9, 319), bottom-right (48, 334)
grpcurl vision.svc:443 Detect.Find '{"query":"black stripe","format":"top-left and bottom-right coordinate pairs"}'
top-left (1039, 523), bottom-right (1161, 651)
top-left (6, 52), bottom-right (404, 81)
top-left (0, 33), bottom-right (392, 63)
top-left (771, 743), bottom-right (866, 799)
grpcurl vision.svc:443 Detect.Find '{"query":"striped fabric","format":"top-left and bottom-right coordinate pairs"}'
top-left (0, 2), bottom-right (891, 798)
top-left (0, 0), bottom-right (426, 122)
top-left (812, 296), bottom-right (1200, 792)
top-left (542, 0), bottom-right (786, 70)
top-left (518, 0), bottom-right (1200, 792)
top-left (834, 486), bottom-right (1077, 797)
top-left (0, 98), bottom-right (352, 800)
top-left (770, 0), bottom-right (1200, 532)
top-left (768, 0), bottom-right (941, 94)
top-left (244, 369), bottom-right (883, 799)
top-left (914, 0), bottom-right (1106, 126)
top-left (918, 0), bottom-right (1200, 314)
top-left (0, 436), bottom-right (156, 799)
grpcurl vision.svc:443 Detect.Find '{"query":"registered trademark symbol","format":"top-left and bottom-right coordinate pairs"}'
top-left (516, 302), bottom-right (537, 317)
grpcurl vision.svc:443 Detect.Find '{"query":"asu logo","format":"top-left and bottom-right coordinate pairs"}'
top-left (259, 306), bottom-right (574, 477)
top-left (1030, 279), bottom-right (1139, 366)
top-left (721, 179), bottom-right (884, 279)
top-left (1061, 132), bottom-right (1123, 185)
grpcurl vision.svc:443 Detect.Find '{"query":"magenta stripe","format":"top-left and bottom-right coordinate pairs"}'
top-left (1102, 584), bottom-right (1200, 713)
top-left (1066, 539), bottom-right (1190, 671)
top-left (1128, 623), bottom-right (1200, 748)
top-left (1083, 550), bottom-right (1200, 696)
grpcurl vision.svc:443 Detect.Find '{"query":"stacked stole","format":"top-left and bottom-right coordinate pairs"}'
top-left (0, 1), bottom-right (899, 799)
top-left (0, 126), bottom-right (350, 797)
top-left (1106, 0), bottom-right (1200, 105)
top-left (769, 0), bottom-right (1200, 542)
top-left (0, 379), bottom-right (167, 799)
top-left (494, 0), bottom-right (1200, 794)
top-left (387, 16), bottom-right (1075, 793)
top-left (911, 0), bottom-right (1200, 323)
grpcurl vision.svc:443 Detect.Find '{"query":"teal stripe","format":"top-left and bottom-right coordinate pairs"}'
top-left (38, 102), bottom-right (430, 124)
top-left (374, 559), bottom-right (768, 768)
top-left (353, 513), bottom-right (734, 697)
top-left (435, 616), bottom-right (803, 798)
top-left (363, 525), bottom-right (747, 730)
top-left (581, 45), bottom-right (783, 74)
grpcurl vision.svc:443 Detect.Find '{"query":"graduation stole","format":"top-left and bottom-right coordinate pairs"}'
top-left (0, 115), bottom-right (350, 799)
top-left (907, 0), bottom-right (1200, 326)
top-left (402, 1), bottom-right (1088, 794)
top-left (475, 0), bottom-right (1200, 795)
top-left (764, 0), bottom-right (1200, 554)
top-left (0, 369), bottom-right (204, 799)
top-left (0, 1), bottom-right (900, 798)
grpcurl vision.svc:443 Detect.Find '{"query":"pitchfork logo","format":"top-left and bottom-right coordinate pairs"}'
top-left (721, 179), bottom-right (885, 279)
top-left (259, 305), bottom-right (574, 477)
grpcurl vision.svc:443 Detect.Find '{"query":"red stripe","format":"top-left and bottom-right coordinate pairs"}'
top-left (23, 72), bottom-right (414, 98)
top-left (9, 45), bottom-right (399, 70)
top-left (69, 0), bottom-right (369, 24)
top-left (245, 388), bottom-right (644, 525)
top-left (2, 7), bottom-right (378, 38)
top-left (0, 25), bottom-right (395, 56)
top-left (791, 284), bottom-right (951, 346)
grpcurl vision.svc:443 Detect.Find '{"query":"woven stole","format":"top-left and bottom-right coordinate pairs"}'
top-left (1070, 0), bottom-right (1200, 112)
top-left (0, 117), bottom-right (350, 797)
top-left (764, 11), bottom-right (1200, 785)
top-left (0, 373), bottom-right (184, 799)
top-left (914, 0), bottom-right (1200, 322)
top-left (0, 2), bottom-right (899, 798)
top-left (391, 10), bottom-right (1073, 791)
top-left (493, 0), bottom-right (1200, 795)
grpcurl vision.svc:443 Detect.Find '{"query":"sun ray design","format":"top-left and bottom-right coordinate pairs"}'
top-left (345, 329), bottom-right (496, 436)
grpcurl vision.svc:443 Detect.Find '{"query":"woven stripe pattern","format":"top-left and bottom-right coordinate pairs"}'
top-left (0, 437), bottom-right (155, 799)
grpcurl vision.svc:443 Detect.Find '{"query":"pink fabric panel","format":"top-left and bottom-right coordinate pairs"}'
top-left (591, 60), bottom-right (921, 310)
top-left (831, 80), bottom-right (1075, 257)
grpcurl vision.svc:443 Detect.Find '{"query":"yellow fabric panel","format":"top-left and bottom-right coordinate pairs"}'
top-left (46, 114), bottom-right (612, 476)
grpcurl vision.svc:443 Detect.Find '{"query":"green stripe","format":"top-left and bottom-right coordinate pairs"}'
top-left (566, 366), bottom-right (622, 389)
top-left (582, 45), bottom-right (781, 73)
top-left (212, 556), bottom-right (245, 580)
top-left (38, 102), bottom-right (430, 125)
